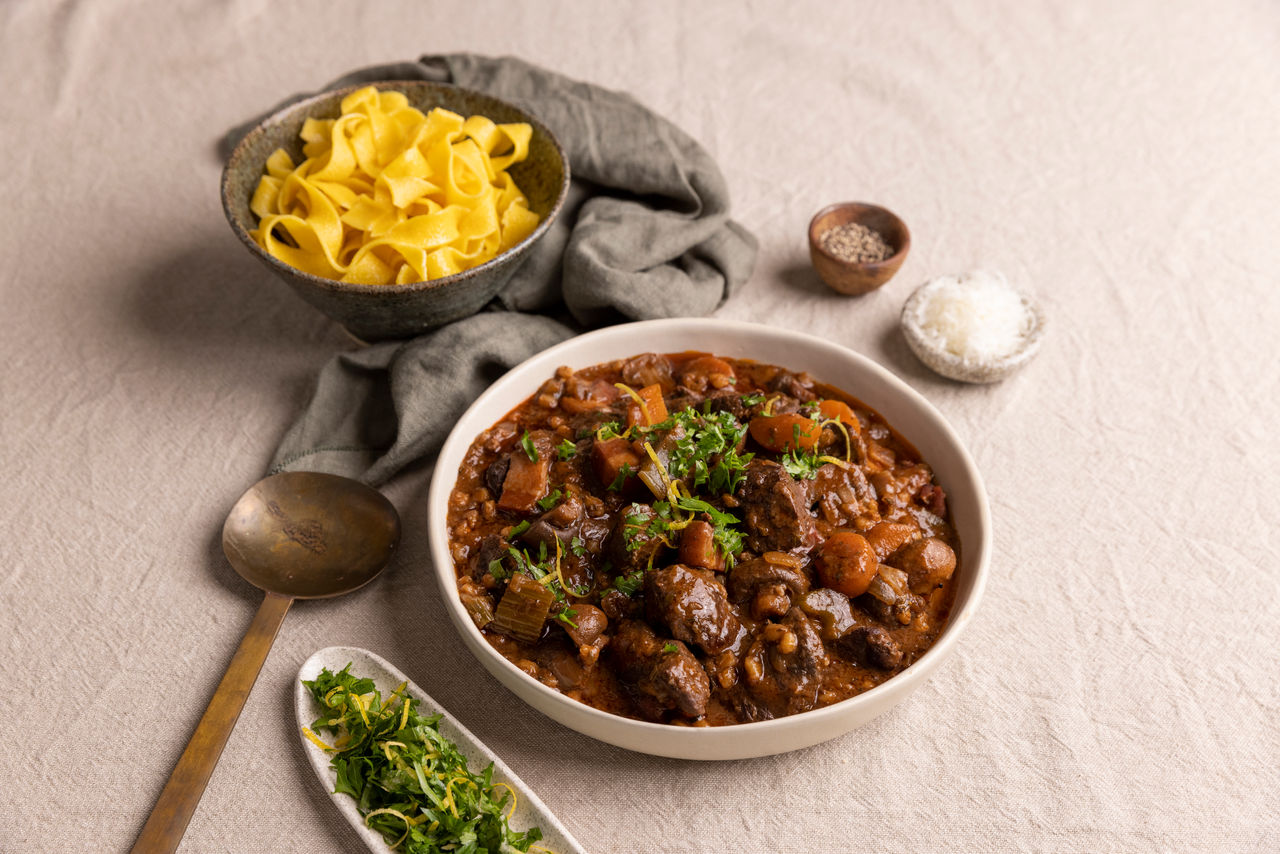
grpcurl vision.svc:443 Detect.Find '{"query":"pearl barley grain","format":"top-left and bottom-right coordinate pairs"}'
top-left (819, 222), bottom-right (893, 264)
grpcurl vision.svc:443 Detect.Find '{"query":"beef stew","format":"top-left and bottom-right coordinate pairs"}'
top-left (446, 352), bottom-right (959, 726)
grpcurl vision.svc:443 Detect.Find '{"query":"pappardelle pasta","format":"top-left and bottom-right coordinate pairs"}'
top-left (249, 86), bottom-right (542, 285)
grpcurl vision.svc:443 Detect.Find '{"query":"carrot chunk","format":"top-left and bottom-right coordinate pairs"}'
top-left (626, 383), bottom-right (669, 428)
top-left (748, 413), bottom-right (821, 453)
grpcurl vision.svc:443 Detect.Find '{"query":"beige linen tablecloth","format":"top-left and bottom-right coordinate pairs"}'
top-left (2, 1), bottom-right (1276, 851)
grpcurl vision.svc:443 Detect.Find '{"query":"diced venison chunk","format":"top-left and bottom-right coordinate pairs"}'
top-left (737, 460), bottom-right (819, 553)
top-left (604, 503), bottom-right (666, 576)
top-left (810, 463), bottom-right (876, 524)
top-left (620, 353), bottom-right (676, 394)
top-left (560, 377), bottom-right (620, 414)
top-left (735, 608), bottom-right (826, 720)
top-left (918, 483), bottom-right (947, 517)
top-left (702, 391), bottom-right (753, 422)
top-left (766, 369), bottom-right (818, 402)
top-left (841, 625), bottom-right (903, 670)
top-left (484, 455), bottom-right (511, 497)
top-left (644, 564), bottom-right (744, 655)
top-left (470, 534), bottom-right (507, 582)
top-left (600, 588), bottom-right (639, 622)
top-left (677, 355), bottom-right (736, 393)
top-left (610, 619), bottom-right (710, 719)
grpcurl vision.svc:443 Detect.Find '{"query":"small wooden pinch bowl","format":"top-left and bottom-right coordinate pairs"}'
top-left (808, 202), bottom-right (911, 295)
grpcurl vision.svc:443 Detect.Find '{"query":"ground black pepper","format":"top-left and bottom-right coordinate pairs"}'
top-left (819, 222), bottom-right (893, 263)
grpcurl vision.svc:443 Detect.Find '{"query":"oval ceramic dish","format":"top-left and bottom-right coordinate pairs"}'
top-left (426, 318), bottom-right (992, 760)
top-left (295, 646), bottom-right (585, 854)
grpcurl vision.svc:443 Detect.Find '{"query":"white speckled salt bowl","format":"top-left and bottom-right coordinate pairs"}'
top-left (426, 318), bottom-right (992, 760)
top-left (901, 278), bottom-right (1046, 383)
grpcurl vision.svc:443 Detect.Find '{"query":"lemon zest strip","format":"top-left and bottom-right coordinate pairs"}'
top-left (301, 726), bottom-right (334, 752)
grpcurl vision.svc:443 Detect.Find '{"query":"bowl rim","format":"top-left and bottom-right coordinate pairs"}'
top-left (426, 318), bottom-right (991, 748)
top-left (807, 201), bottom-right (911, 272)
top-left (220, 79), bottom-right (572, 295)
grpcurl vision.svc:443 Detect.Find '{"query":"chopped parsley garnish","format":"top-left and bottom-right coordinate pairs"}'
top-left (594, 420), bottom-right (629, 442)
top-left (520, 431), bottom-right (539, 461)
top-left (555, 438), bottom-right (578, 460)
top-left (646, 408), bottom-right (754, 496)
top-left (535, 488), bottom-right (563, 511)
top-left (662, 643), bottom-right (678, 655)
top-left (570, 536), bottom-right (587, 557)
top-left (673, 495), bottom-right (745, 564)
top-left (740, 393), bottom-right (765, 407)
top-left (613, 568), bottom-right (645, 597)
top-left (505, 542), bottom-right (571, 602)
top-left (301, 665), bottom-right (544, 852)
top-left (503, 538), bottom-right (588, 603)
top-left (486, 558), bottom-right (507, 581)
top-left (607, 462), bottom-right (635, 492)
top-left (507, 520), bottom-right (532, 539)
top-left (554, 607), bottom-right (579, 629)
top-left (780, 445), bottom-right (823, 480)
top-left (622, 504), bottom-right (670, 552)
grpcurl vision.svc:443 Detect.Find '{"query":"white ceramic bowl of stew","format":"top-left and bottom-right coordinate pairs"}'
top-left (426, 318), bottom-right (991, 759)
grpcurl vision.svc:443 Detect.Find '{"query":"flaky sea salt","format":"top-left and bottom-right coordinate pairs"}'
top-left (905, 271), bottom-right (1033, 363)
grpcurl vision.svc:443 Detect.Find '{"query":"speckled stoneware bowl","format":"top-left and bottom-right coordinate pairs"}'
top-left (900, 280), bottom-right (1046, 383)
top-left (222, 81), bottom-right (570, 341)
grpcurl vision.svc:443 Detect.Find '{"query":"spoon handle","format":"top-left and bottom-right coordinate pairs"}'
top-left (130, 591), bottom-right (293, 854)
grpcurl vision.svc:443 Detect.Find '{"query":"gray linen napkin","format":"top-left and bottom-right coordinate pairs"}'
top-left (242, 54), bottom-right (757, 484)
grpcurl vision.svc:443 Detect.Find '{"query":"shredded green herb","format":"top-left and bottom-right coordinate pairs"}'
top-left (520, 431), bottom-right (539, 462)
top-left (554, 606), bottom-right (579, 630)
top-left (613, 568), bottom-right (644, 597)
top-left (594, 421), bottom-right (629, 442)
top-left (555, 439), bottom-right (577, 460)
top-left (662, 643), bottom-right (678, 655)
top-left (301, 665), bottom-right (544, 853)
top-left (505, 540), bottom-right (587, 602)
top-left (535, 488), bottom-right (564, 512)
top-left (672, 495), bottom-right (744, 565)
top-left (780, 445), bottom-right (823, 480)
top-left (607, 463), bottom-right (635, 492)
top-left (646, 408), bottom-right (754, 496)
top-left (507, 520), bottom-right (532, 540)
top-left (621, 504), bottom-right (669, 553)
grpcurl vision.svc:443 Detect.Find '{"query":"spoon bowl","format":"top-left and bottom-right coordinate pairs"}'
top-left (222, 471), bottom-right (400, 598)
top-left (132, 471), bottom-right (400, 854)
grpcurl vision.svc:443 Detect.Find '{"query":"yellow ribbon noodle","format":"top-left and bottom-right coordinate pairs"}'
top-left (249, 86), bottom-right (542, 285)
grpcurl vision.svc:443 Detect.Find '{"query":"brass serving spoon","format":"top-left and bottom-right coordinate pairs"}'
top-left (131, 471), bottom-right (401, 854)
